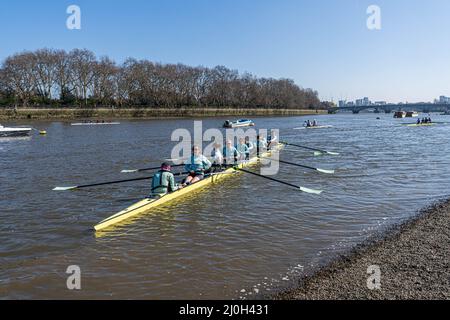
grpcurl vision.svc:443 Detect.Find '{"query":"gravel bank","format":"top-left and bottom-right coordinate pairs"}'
top-left (275, 200), bottom-right (450, 300)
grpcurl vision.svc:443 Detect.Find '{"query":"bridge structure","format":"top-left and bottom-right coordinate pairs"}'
top-left (329, 103), bottom-right (450, 114)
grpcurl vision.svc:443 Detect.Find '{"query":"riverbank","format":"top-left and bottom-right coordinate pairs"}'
top-left (0, 108), bottom-right (326, 121)
top-left (275, 199), bottom-right (450, 300)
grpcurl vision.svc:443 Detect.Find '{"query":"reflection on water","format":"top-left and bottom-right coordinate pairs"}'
top-left (1, 115), bottom-right (450, 299)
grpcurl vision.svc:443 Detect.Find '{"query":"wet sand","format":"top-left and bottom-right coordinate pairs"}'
top-left (275, 199), bottom-right (450, 300)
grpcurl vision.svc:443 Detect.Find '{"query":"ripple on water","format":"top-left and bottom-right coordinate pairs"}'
top-left (1, 115), bottom-right (450, 298)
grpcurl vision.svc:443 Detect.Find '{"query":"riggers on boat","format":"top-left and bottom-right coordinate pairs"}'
top-left (94, 144), bottom-right (283, 232)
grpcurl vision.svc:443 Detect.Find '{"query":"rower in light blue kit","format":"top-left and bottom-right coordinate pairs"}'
top-left (151, 162), bottom-right (183, 196)
top-left (236, 137), bottom-right (250, 161)
top-left (223, 140), bottom-right (239, 165)
top-left (183, 145), bottom-right (212, 185)
top-left (267, 129), bottom-right (278, 150)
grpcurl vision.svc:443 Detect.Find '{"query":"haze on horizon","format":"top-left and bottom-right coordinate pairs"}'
top-left (0, 0), bottom-right (449, 104)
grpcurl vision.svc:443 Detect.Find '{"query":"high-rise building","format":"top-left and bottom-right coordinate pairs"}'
top-left (338, 100), bottom-right (346, 108)
top-left (439, 96), bottom-right (450, 104)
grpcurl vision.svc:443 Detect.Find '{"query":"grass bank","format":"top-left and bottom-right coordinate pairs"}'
top-left (0, 108), bottom-right (326, 121)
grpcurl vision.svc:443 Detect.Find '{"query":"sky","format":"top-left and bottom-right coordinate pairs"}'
top-left (0, 0), bottom-right (449, 103)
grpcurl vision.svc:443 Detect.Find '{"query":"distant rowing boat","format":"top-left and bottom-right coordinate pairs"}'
top-left (403, 123), bottom-right (436, 127)
top-left (294, 125), bottom-right (333, 130)
top-left (71, 122), bottom-right (120, 126)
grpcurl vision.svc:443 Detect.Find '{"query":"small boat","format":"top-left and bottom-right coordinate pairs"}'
top-left (223, 119), bottom-right (255, 128)
top-left (304, 125), bottom-right (333, 129)
top-left (294, 125), bottom-right (333, 130)
top-left (405, 111), bottom-right (419, 118)
top-left (393, 111), bottom-right (406, 118)
top-left (0, 124), bottom-right (32, 137)
top-left (71, 121), bottom-right (120, 126)
top-left (403, 123), bottom-right (436, 127)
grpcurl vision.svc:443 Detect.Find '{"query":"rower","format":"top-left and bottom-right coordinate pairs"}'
top-left (267, 129), bottom-right (278, 150)
top-left (306, 120), bottom-right (312, 127)
top-left (255, 135), bottom-right (267, 157)
top-left (245, 137), bottom-right (254, 160)
top-left (151, 162), bottom-right (182, 196)
top-left (184, 145), bottom-right (212, 185)
top-left (223, 140), bottom-right (239, 165)
top-left (312, 119), bottom-right (317, 127)
top-left (210, 142), bottom-right (224, 171)
top-left (236, 137), bottom-right (250, 161)
top-left (417, 118), bottom-right (421, 124)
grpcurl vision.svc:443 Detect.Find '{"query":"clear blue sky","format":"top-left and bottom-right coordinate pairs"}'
top-left (1, 0), bottom-right (449, 103)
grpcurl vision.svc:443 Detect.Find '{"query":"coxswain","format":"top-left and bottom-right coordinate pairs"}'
top-left (183, 145), bottom-right (212, 185)
top-left (151, 162), bottom-right (182, 196)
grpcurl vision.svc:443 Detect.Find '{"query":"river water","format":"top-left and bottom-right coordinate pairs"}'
top-left (1, 113), bottom-right (449, 299)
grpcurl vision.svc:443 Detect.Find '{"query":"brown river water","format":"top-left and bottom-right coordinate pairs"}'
top-left (1, 114), bottom-right (449, 299)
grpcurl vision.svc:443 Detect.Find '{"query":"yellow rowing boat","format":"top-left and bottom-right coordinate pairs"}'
top-left (94, 144), bottom-right (284, 232)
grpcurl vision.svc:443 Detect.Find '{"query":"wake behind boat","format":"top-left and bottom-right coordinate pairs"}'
top-left (0, 124), bottom-right (32, 137)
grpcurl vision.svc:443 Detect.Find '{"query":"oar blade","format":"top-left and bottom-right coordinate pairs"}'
top-left (53, 186), bottom-right (77, 191)
top-left (299, 186), bottom-right (323, 195)
top-left (313, 151), bottom-right (324, 156)
top-left (317, 168), bottom-right (335, 174)
top-left (121, 169), bottom-right (138, 173)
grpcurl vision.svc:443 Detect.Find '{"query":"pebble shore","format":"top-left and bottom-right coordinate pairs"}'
top-left (275, 200), bottom-right (450, 300)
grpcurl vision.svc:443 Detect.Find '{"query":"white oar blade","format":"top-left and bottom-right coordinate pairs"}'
top-left (121, 169), bottom-right (138, 173)
top-left (299, 186), bottom-right (323, 195)
top-left (53, 186), bottom-right (77, 191)
top-left (314, 151), bottom-right (339, 156)
top-left (317, 168), bottom-right (335, 174)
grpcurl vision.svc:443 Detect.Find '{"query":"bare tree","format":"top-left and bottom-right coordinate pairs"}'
top-left (0, 48), bottom-right (323, 110)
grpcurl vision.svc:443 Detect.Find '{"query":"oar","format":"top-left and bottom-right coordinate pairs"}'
top-left (121, 164), bottom-right (184, 173)
top-left (53, 171), bottom-right (189, 191)
top-left (280, 141), bottom-right (339, 156)
top-left (260, 157), bottom-right (334, 174)
top-left (236, 168), bottom-right (323, 194)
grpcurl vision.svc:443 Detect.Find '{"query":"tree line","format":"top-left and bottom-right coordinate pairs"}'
top-left (0, 48), bottom-right (323, 109)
